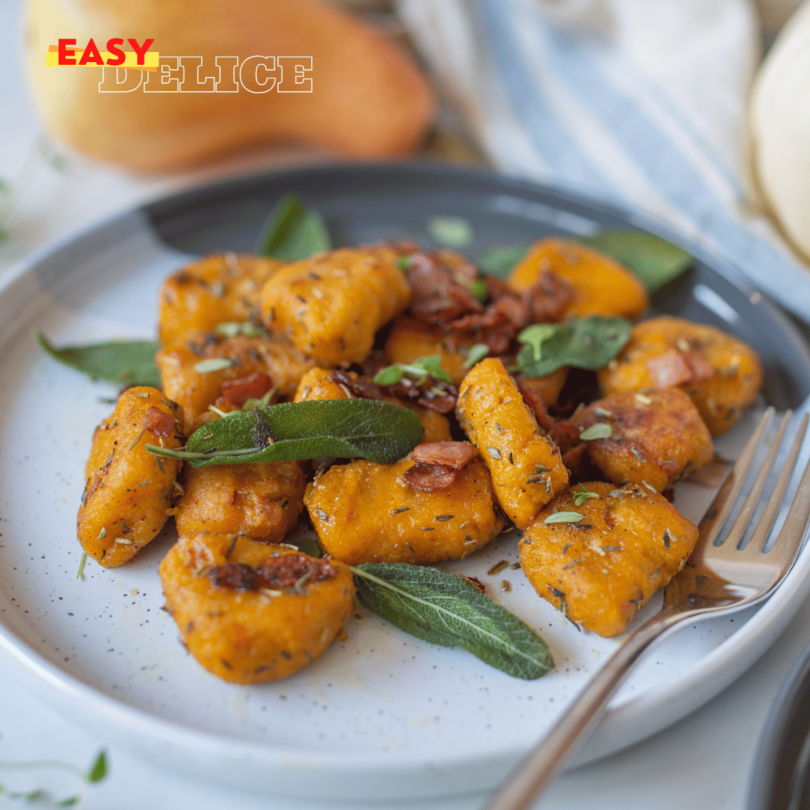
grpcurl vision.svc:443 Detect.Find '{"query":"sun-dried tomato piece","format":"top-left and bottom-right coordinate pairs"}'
top-left (403, 463), bottom-right (458, 492)
top-left (410, 441), bottom-right (479, 469)
top-left (221, 372), bottom-right (275, 407)
top-left (144, 405), bottom-right (177, 438)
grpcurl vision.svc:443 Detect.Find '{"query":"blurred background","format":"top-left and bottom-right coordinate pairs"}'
top-left (4, 0), bottom-right (810, 323)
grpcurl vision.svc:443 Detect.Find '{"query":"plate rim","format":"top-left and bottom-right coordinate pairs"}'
top-left (2, 159), bottom-right (809, 796)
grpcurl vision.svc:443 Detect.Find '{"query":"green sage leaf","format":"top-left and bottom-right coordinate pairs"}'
top-left (477, 245), bottom-right (529, 279)
top-left (516, 316), bottom-right (632, 377)
top-left (544, 511), bottom-right (585, 524)
top-left (36, 331), bottom-right (161, 387)
top-left (58, 797), bottom-right (81, 807)
top-left (577, 231), bottom-right (693, 293)
top-left (255, 193), bottom-right (331, 261)
top-left (476, 232), bottom-right (692, 291)
top-left (352, 563), bottom-right (553, 680)
top-left (147, 399), bottom-right (424, 468)
top-left (579, 423), bottom-right (612, 441)
top-left (84, 750), bottom-right (107, 784)
top-left (427, 216), bottom-right (474, 249)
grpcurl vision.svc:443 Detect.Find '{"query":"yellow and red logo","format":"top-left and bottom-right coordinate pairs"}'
top-left (46, 38), bottom-right (158, 70)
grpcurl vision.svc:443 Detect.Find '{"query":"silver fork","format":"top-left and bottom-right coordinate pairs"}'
top-left (483, 406), bottom-right (810, 810)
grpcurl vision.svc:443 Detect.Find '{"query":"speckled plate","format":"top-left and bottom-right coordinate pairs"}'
top-left (1, 163), bottom-right (810, 801)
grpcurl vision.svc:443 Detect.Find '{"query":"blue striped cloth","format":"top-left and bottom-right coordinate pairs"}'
top-left (399, 0), bottom-right (810, 322)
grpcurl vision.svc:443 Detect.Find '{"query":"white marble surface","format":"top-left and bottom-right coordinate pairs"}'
top-left (1, 2), bottom-right (807, 808)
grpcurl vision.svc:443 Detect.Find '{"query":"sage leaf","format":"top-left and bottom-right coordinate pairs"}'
top-left (427, 216), bottom-right (474, 249)
top-left (147, 399), bottom-right (424, 468)
top-left (255, 193), bottom-right (331, 261)
top-left (476, 232), bottom-right (692, 292)
top-left (579, 423), bottom-right (612, 441)
top-left (577, 231), bottom-right (693, 292)
top-left (84, 750), bottom-right (107, 784)
top-left (352, 563), bottom-right (554, 680)
top-left (544, 511), bottom-right (585, 524)
top-left (37, 331), bottom-right (161, 387)
top-left (477, 245), bottom-right (529, 279)
top-left (516, 316), bottom-right (632, 377)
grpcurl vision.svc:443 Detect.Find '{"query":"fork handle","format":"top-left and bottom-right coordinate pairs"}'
top-left (482, 606), bottom-right (683, 810)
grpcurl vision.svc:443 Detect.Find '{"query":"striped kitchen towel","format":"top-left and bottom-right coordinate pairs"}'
top-left (398, 0), bottom-right (810, 322)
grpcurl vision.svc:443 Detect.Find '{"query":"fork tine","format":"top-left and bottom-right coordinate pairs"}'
top-left (765, 423), bottom-right (810, 570)
top-left (699, 407), bottom-right (774, 548)
top-left (747, 413), bottom-right (808, 554)
top-left (721, 410), bottom-right (793, 550)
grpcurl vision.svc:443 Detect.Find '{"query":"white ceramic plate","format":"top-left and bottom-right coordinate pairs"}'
top-left (1, 164), bottom-right (809, 801)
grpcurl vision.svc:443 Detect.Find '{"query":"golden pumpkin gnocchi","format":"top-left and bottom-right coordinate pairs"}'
top-left (77, 386), bottom-right (184, 567)
top-left (598, 316), bottom-right (763, 434)
top-left (520, 482), bottom-right (699, 637)
top-left (457, 358), bottom-right (568, 529)
top-left (160, 534), bottom-right (354, 684)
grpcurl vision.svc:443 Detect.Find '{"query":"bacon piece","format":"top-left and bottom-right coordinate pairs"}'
top-left (256, 554), bottom-right (337, 589)
top-left (406, 252), bottom-right (483, 323)
top-left (410, 441), bottom-right (479, 469)
top-left (516, 380), bottom-right (556, 433)
top-left (328, 369), bottom-right (385, 401)
top-left (144, 405), bottom-right (177, 438)
top-left (526, 271), bottom-right (575, 323)
top-left (416, 392), bottom-right (457, 414)
top-left (403, 463), bottom-right (457, 492)
top-left (646, 348), bottom-right (715, 389)
top-left (221, 372), bottom-right (274, 407)
top-left (207, 563), bottom-right (259, 591)
top-left (208, 556), bottom-right (337, 592)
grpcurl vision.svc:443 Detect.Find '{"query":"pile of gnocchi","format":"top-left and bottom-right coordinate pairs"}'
top-left (76, 237), bottom-right (763, 682)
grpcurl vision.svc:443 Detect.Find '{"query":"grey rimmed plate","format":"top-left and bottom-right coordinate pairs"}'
top-left (1, 162), bottom-right (809, 801)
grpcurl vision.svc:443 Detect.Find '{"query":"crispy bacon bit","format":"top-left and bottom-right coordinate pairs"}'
top-left (516, 380), bottom-right (556, 433)
top-left (144, 406), bottom-right (176, 438)
top-left (256, 554), bottom-right (337, 589)
top-left (415, 392), bottom-right (457, 414)
top-left (208, 563), bottom-right (259, 590)
top-left (526, 271), bottom-right (575, 322)
top-left (221, 372), bottom-right (274, 407)
top-left (561, 442), bottom-right (589, 476)
top-left (328, 369), bottom-right (385, 401)
top-left (647, 348), bottom-right (715, 389)
top-left (410, 441), bottom-right (479, 469)
top-left (403, 463), bottom-right (458, 492)
top-left (208, 555), bottom-right (337, 592)
top-left (406, 252), bottom-right (484, 323)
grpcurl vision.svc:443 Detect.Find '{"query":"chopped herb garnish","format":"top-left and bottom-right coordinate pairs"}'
top-left (572, 484), bottom-right (600, 507)
top-left (579, 423), bottom-right (612, 441)
top-left (544, 511), bottom-right (585, 524)
top-left (194, 357), bottom-right (234, 374)
top-left (463, 343), bottom-right (490, 369)
top-left (373, 355), bottom-right (452, 386)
